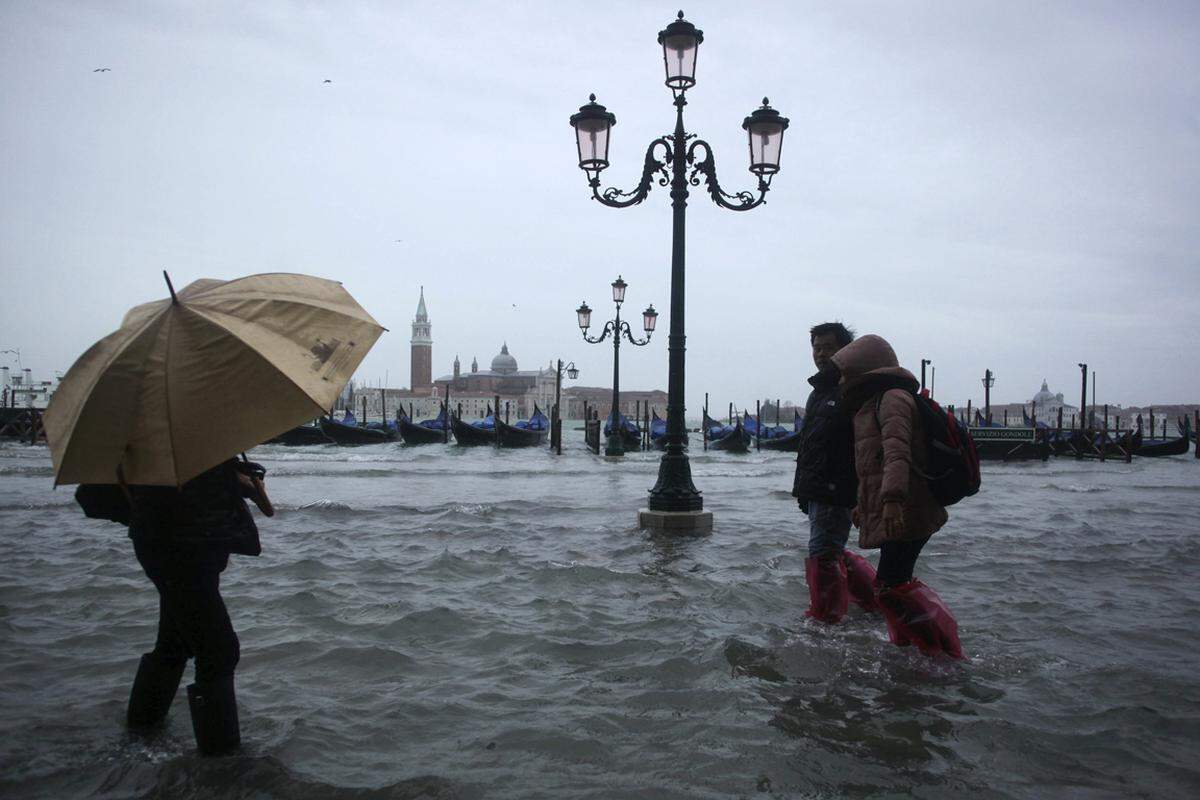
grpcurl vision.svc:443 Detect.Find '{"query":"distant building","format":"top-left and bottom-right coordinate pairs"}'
top-left (563, 386), bottom-right (668, 423)
top-left (434, 343), bottom-right (556, 420)
top-left (1030, 379), bottom-right (1078, 421)
top-left (410, 286), bottom-right (432, 390)
top-left (342, 290), bottom-right (441, 422)
top-left (0, 367), bottom-right (57, 409)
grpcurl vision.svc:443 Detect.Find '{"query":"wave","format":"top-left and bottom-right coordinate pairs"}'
top-left (0, 465), bottom-right (55, 476)
top-left (1039, 483), bottom-right (1109, 494)
top-left (297, 499), bottom-right (354, 512)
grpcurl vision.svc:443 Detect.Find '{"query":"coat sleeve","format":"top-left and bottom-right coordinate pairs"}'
top-left (878, 389), bottom-right (915, 504)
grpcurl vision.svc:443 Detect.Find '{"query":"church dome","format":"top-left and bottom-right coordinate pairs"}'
top-left (1032, 380), bottom-right (1057, 405)
top-left (491, 343), bottom-right (518, 374)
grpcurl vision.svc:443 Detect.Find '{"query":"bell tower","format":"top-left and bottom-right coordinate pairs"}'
top-left (410, 287), bottom-right (432, 389)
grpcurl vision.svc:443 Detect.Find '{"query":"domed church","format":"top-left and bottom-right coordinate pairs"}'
top-left (1030, 380), bottom-right (1077, 418)
top-left (434, 342), bottom-right (557, 419)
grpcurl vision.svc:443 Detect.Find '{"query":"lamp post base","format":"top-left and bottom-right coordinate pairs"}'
top-left (637, 508), bottom-right (713, 535)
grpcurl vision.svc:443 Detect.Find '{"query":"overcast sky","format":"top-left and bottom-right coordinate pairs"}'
top-left (2, 1), bottom-right (1198, 413)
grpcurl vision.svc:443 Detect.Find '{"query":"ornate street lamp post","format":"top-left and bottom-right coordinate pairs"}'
top-left (552, 359), bottom-right (580, 455)
top-left (576, 276), bottom-right (657, 457)
top-left (569, 11), bottom-right (789, 531)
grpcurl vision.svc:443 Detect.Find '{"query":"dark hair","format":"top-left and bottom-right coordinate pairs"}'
top-left (810, 322), bottom-right (855, 347)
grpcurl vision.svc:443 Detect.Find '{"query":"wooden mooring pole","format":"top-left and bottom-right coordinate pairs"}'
top-left (755, 399), bottom-right (761, 451)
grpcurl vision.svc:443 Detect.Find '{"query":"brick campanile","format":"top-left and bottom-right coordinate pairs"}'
top-left (410, 286), bottom-right (432, 389)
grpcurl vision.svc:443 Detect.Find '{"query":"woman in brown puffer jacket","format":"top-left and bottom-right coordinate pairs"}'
top-left (831, 334), bottom-right (963, 659)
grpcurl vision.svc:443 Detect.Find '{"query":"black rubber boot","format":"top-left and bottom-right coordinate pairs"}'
top-left (186, 677), bottom-right (241, 755)
top-left (127, 652), bottom-right (186, 727)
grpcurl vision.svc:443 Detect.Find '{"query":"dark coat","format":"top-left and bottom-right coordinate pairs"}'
top-left (128, 459), bottom-right (261, 571)
top-left (792, 367), bottom-right (857, 510)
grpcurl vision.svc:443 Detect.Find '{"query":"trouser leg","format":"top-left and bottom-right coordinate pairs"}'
top-left (159, 568), bottom-right (240, 684)
top-left (804, 502), bottom-right (851, 622)
top-left (159, 565), bottom-right (242, 754)
top-left (876, 537), bottom-right (929, 587)
top-left (806, 501), bottom-right (851, 558)
top-left (128, 556), bottom-right (189, 727)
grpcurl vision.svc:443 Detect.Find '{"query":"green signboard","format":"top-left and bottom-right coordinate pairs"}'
top-left (969, 427), bottom-right (1036, 443)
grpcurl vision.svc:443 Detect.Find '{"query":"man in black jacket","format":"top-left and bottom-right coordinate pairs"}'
top-left (792, 322), bottom-right (876, 622)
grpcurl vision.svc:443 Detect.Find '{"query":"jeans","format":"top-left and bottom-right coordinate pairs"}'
top-left (807, 500), bottom-right (852, 558)
top-left (134, 541), bottom-right (240, 685)
top-left (876, 537), bottom-right (930, 587)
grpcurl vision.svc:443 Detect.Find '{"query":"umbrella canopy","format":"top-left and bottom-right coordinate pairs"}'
top-left (45, 273), bottom-right (384, 486)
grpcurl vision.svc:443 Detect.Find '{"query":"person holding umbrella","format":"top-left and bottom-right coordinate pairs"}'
top-left (45, 272), bottom-right (384, 754)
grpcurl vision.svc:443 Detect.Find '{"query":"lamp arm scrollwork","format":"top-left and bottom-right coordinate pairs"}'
top-left (590, 138), bottom-right (673, 208)
top-left (619, 321), bottom-right (652, 347)
top-left (582, 321), bottom-right (616, 345)
top-left (685, 139), bottom-right (770, 211)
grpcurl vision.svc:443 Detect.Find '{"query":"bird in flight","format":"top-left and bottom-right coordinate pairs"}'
top-left (93, 67), bottom-right (111, 72)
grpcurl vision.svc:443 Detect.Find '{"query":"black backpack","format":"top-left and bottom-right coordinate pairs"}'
top-left (875, 391), bottom-right (981, 506)
top-left (75, 483), bottom-right (132, 525)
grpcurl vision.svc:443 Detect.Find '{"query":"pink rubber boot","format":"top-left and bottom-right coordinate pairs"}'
top-left (842, 551), bottom-right (880, 612)
top-left (804, 556), bottom-right (849, 623)
top-left (876, 580), bottom-right (964, 659)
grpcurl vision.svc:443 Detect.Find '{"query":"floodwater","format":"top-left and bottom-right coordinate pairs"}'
top-left (1, 436), bottom-right (1198, 799)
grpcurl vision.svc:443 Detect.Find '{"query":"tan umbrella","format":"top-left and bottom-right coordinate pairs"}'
top-left (45, 272), bottom-right (385, 486)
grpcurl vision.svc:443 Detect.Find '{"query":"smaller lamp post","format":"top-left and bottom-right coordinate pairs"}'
top-left (576, 276), bottom-right (657, 456)
top-left (552, 359), bottom-right (580, 455)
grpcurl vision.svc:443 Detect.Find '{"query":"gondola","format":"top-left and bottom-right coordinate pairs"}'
top-left (1135, 435), bottom-right (1190, 457)
top-left (757, 428), bottom-right (802, 451)
top-left (266, 421), bottom-right (333, 446)
top-left (973, 410), bottom-right (1006, 428)
top-left (398, 404), bottom-right (451, 445)
top-left (1052, 429), bottom-right (1142, 459)
top-left (649, 409), bottom-right (668, 450)
top-left (450, 405), bottom-right (497, 447)
top-left (747, 411), bottom-right (803, 452)
top-left (703, 411), bottom-right (751, 453)
top-left (604, 411), bottom-right (643, 451)
top-left (496, 405), bottom-right (550, 448)
top-left (319, 412), bottom-right (397, 445)
top-left (1021, 408), bottom-right (1052, 429)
